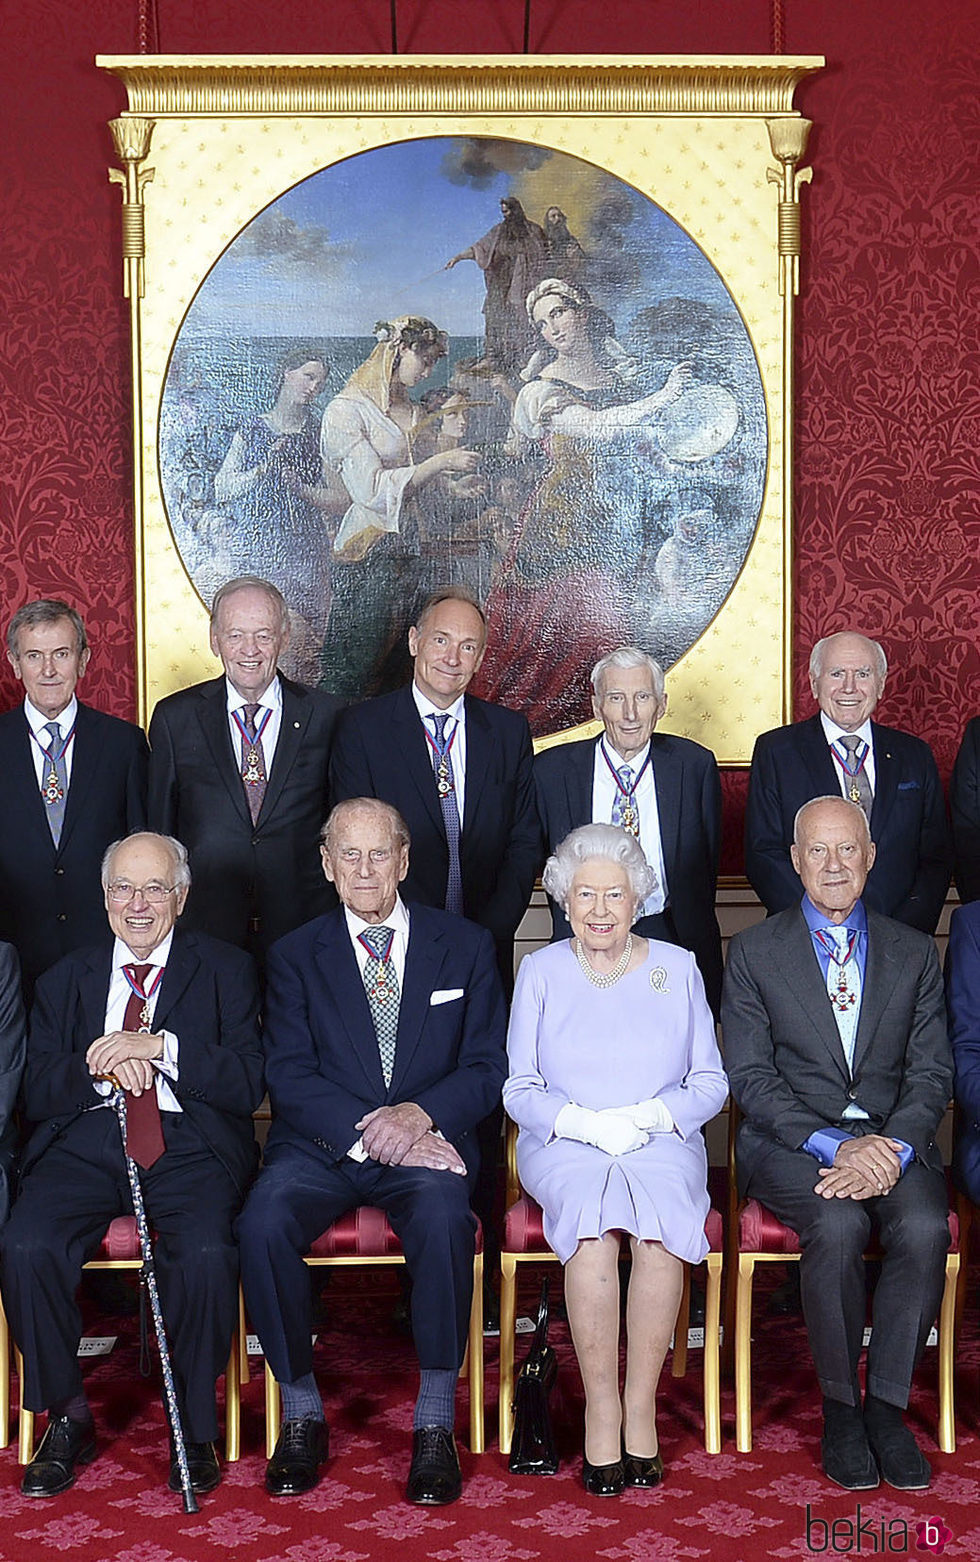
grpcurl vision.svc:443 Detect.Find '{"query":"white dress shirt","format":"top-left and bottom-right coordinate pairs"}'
top-left (225, 674), bottom-right (283, 773)
top-left (25, 694), bottom-right (79, 789)
top-left (820, 711), bottom-right (877, 798)
top-left (345, 895), bottom-right (411, 1160)
top-left (592, 737), bottom-right (667, 917)
top-left (95, 931), bottom-right (181, 1113)
top-left (412, 683), bottom-right (467, 823)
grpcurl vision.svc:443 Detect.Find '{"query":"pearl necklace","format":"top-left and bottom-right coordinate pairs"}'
top-left (574, 933), bottom-right (633, 989)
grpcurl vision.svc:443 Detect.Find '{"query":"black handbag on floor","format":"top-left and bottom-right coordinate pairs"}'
top-left (509, 1279), bottom-right (559, 1474)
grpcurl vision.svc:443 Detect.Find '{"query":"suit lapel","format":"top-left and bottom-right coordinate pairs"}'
top-left (152, 934), bottom-right (199, 1032)
top-left (389, 913), bottom-right (445, 1097)
top-left (257, 676), bottom-right (307, 824)
top-left (461, 695), bottom-right (490, 834)
top-left (649, 736), bottom-right (681, 879)
top-left (7, 710), bottom-right (56, 855)
top-left (565, 740), bottom-right (596, 833)
top-left (774, 912), bottom-right (852, 1084)
top-left (58, 703), bottom-right (98, 856)
top-left (869, 722), bottom-right (898, 837)
top-left (395, 688), bottom-right (445, 837)
top-left (800, 715), bottom-right (841, 794)
top-left (316, 917), bottom-right (387, 1095)
top-left (852, 914), bottom-right (897, 1074)
top-left (79, 946), bottom-right (114, 1049)
top-left (197, 679), bottom-right (250, 825)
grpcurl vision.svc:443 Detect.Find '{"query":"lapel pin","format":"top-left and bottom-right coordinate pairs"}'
top-left (294, 721), bottom-right (301, 729)
top-left (650, 967), bottom-right (670, 993)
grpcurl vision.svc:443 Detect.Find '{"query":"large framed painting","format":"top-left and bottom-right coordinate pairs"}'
top-left (99, 55), bottom-right (821, 761)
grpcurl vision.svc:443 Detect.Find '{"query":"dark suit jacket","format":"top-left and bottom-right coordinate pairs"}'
top-left (20, 929), bottom-right (264, 1196)
top-left (950, 716), bottom-right (980, 903)
top-left (533, 733), bottom-right (723, 1015)
top-left (329, 687), bottom-right (540, 977)
top-left (0, 703), bottom-right (148, 989)
top-left (263, 903), bottom-right (507, 1172)
top-left (745, 715), bottom-right (951, 933)
top-left (147, 674), bottom-right (343, 952)
top-left (723, 904), bottom-right (952, 1191)
top-left (944, 900), bottom-right (980, 1202)
top-left (0, 943), bottom-right (26, 1224)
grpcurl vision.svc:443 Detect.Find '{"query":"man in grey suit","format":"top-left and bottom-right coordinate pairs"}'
top-left (724, 796), bottom-right (951, 1492)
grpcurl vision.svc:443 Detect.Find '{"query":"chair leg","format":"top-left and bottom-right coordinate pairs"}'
top-left (15, 1347), bottom-right (34, 1465)
top-left (703, 1252), bottom-right (722, 1454)
top-left (734, 1254), bottom-right (756, 1453)
top-left (937, 1250), bottom-right (960, 1455)
top-left (498, 1253), bottom-right (518, 1454)
top-left (224, 1329), bottom-right (241, 1463)
top-left (0, 1290), bottom-right (9, 1449)
top-left (238, 1287), bottom-right (250, 1386)
top-left (672, 1264), bottom-right (690, 1378)
top-left (264, 1362), bottom-right (280, 1460)
top-left (468, 1251), bottom-right (485, 1454)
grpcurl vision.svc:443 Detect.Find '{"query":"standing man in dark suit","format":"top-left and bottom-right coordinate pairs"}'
top-left (0, 831), bottom-right (264, 1497)
top-left (237, 798), bottom-right (506, 1504)
top-left (148, 576), bottom-right (343, 960)
top-left (534, 646), bottom-right (722, 1016)
top-left (745, 631), bottom-right (950, 933)
top-left (949, 718), bottom-right (980, 903)
top-left (0, 599), bottom-right (148, 992)
top-left (943, 897), bottom-right (980, 1207)
top-left (330, 588), bottom-right (539, 993)
top-left (0, 942), bottom-right (27, 1227)
top-left (724, 796), bottom-right (951, 1492)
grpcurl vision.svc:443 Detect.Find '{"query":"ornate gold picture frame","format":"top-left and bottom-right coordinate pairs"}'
top-left (98, 54), bottom-right (821, 763)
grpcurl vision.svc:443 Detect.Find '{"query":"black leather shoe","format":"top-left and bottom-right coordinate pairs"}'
top-left (168, 1440), bottom-right (221, 1494)
top-left (821, 1405), bottom-right (879, 1490)
top-left (266, 1418), bottom-right (329, 1496)
top-left (623, 1450), bottom-right (664, 1488)
top-left (406, 1426), bottom-right (462, 1505)
top-left (22, 1415), bottom-right (97, 1497)
top-left (865, 1412), bottom-right (931, 1490)
top-left (582, 1454), bottom-right (625, 1497)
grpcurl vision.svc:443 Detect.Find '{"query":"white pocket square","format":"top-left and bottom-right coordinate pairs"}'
top-left (430, 988), bottom-right (464, 1006)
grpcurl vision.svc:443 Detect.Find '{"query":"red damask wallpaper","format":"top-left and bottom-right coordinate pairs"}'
top-left (0, 1), bottom-right (976, 872)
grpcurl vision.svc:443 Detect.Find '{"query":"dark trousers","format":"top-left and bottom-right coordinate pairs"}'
top-left (746, 1140), bottom-right (949, 1407)
top-left (0, 1110), bottom-right (241, 1443)
top-left (236, 1142), bottom-right (477, 1384)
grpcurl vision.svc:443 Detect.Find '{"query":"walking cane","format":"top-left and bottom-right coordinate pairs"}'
top-left (104, 1080), bottom-right (200, 1513)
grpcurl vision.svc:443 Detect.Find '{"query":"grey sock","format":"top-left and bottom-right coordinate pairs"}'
top-left (414, 1368), bottom-right (457, 1431)
top-left (280, 1373), bottom-right (324, 1423)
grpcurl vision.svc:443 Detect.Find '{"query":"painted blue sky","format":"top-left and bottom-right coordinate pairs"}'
top-left (184, 136), bottom-right (735, 340)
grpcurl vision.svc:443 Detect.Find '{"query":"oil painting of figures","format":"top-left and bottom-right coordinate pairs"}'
top-left (158, 136), bottom-right (767, 734)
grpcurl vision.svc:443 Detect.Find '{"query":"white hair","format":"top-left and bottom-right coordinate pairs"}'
top-left (792, 795), bottom-right (872, 850)
top-left (590, 646), bottom-right (665, 701)
top-left (809, 633), bottom-right (887, 682)
top-left (543, 823), bottom-right (657, 908)
top-left (101, 832), bottom-right (192, 891)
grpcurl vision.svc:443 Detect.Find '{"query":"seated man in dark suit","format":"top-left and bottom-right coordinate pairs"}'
top-left (944, 896), bottom-right (980, 1210)
top-left (724, 796), bottom-right (951, 1492)
top-left (0, 599), bottom-right (148, 993)
top-left (745, 631), bottom-right (950, 933)
top-left (534, 646), bottom-right (722, 1016)
top-left (0, 831), bottom-right (263, 1498)
top-left (237, 798), bottom-right (506, 1505)
top-left (148, 575), bottom-right (343, 962)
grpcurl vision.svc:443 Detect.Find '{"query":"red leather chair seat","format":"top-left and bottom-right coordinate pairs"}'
top-left (739, 1198), bottom-right (959, 1255)
top-left (306, 1206), bottom-right (483, 1259)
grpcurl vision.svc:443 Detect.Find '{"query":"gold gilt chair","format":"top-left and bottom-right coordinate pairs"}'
top-left (1, 1215), bottom-right (247, 1464)
top-left (262, 1205), bottom-right (485, 1457)
top-left (498, 1117), bottom-right (723, 1456)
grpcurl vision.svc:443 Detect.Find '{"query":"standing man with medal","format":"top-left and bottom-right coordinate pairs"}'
top-left (236, 798), bottom-right (506, 1504)
top-left (724, 797), bottom-right (952, 1492)
top-left (745, 631), bottom-right (950, 934)
top-left (148, 576), bottom-right (343, 964)
top-left (534, 647), bottom-right (723, 1017)
top-left (0, 600), bottom-right (148, 994)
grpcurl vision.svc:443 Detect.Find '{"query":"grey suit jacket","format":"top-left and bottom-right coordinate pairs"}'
top-left (722, 904), bottom-right (952, 1188)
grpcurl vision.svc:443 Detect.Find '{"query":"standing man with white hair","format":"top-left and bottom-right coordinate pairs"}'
top-left (533, 647), bottom-right (723, 1016)
top-left (745, 630), bottom-right (950, 933)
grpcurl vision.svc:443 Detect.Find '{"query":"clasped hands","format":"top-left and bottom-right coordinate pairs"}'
top-left (86, 1030), bottom-right (163, 1096)
top-left (815, 1134), bottom-right (904, 1200)
top-left (355, 1102), bottom-right (466, 1176)
top-left (556, 1097), bottom-right (674, 1156)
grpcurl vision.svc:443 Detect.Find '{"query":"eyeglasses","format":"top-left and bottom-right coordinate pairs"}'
top-left (106, 882), bottom-right (177, 905)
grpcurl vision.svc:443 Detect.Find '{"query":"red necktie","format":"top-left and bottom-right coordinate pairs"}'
top-left (121, 963), bottom-right (166, 1170)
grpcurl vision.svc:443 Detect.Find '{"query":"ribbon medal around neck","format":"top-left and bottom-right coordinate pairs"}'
top-left (231, 706), bottom-right (272, 785)
top-left (358, 926), bottom-right (397, 1005)
top-left (32, 723), bottom-right (76, 805)
top-left (813, 927), bottom-right (860, 1013)
top-left (600, 741), bottom-right (651, 838)
top-left (423, 719), bottom-right (458, 798)
top-left (123, 965), bottom-right (165, 1031)
top-left (831, 738), bottom-right (869, 806)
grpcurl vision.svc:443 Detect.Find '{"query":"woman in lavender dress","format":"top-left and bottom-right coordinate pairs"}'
top-left (503, 824), bottom-right (726, 1495)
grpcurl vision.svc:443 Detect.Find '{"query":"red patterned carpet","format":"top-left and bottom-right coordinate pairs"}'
top-left (1, 1267), bottom-right (978, 1562)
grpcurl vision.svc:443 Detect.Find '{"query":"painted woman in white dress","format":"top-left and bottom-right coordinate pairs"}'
top-left (504, 823), bottom-right (727, 1495)
top-left (319, 316), bottom-right (480, 697)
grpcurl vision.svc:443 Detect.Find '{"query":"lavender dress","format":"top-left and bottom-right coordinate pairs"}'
top-left (503, 939), bottom-right (727, 1264)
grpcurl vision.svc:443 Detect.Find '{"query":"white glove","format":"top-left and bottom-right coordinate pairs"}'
top-left (614, 1097), bottom-right (675, 1135)
top-left (555, 1102), bottom-right (649, 1156)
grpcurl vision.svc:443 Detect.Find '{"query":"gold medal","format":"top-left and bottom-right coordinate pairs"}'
top-left (43, 768), bottom-right (64, 805)
top-left (244, 747), bottom-right (263, 783)
top-left (849, 783), bottom-right (861, 803)
top-left (437, 755), bottom-right (452, 797)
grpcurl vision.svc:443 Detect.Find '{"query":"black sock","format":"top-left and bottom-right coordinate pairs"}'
top-left (50, 1393), bottom-right (92, 1426)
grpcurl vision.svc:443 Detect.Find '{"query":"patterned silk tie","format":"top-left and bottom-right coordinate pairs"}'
top-left (838, 735), bottom-right (873, 821)
top-left (429, 714), bottom-right (464, 916)
top-left (359, 925), bottom-right (400, 1088)
top-left (43, 721), bottom-right (68, 847)
top-left (240, 703), bottom-right (268, 825)
top-left (610, 763), bottom-right (639, 836)
top-left (121, 963), bottom-right (166, 1169)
